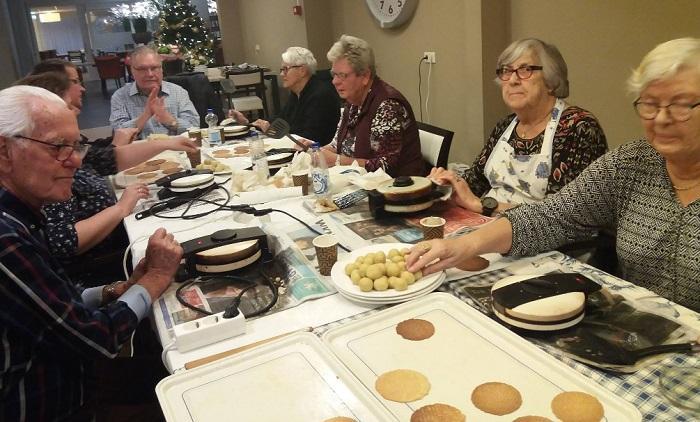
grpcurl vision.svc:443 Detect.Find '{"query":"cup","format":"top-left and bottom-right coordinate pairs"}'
top-left (420, 216), bottom-right (446, 240)
top-left (186, 129), bottom-right (203, 167)
top-left (292, 170), bottom-right (309, 195)
top-left (659, 366), bottom-right (700, 414)
top-left (313, 234), bottom-right (338, 276)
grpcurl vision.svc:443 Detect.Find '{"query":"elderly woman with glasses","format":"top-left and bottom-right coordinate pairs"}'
top-left (430, 38), bottom-right (607, 217)
top-left (303, 34), bottom-right (424, 177)
top-left (228, 46), bottom-right (340, 145)
top-left (407, 38), bottom-right (700, 312)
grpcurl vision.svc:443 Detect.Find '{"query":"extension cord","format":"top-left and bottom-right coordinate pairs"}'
top-left (173, 310), bottom-right (246, 353)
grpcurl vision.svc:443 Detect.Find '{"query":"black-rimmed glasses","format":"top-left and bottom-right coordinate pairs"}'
top-left (633, 99), bottom-right (700, 122)
top-left (330, 70), bottom-right (356, 81)
top-left (279, 65), bottom-right (303, 74)
top-left (496, 65), bottom-right (543, 81)
top-left (13, 135), bottom-right (89, 161)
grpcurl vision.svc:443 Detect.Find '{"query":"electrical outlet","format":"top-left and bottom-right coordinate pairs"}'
top-left (424, 51), bottom-right (436, 64)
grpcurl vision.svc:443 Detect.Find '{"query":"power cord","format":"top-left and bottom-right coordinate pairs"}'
top-left (418, 56), bottom-right (427, 122)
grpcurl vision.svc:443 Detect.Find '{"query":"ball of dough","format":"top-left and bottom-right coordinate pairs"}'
top-left (358, 277), bottom-right (373, 292)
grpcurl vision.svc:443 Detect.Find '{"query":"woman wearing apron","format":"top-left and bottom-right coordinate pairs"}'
top-left (430, 38), bottom-right (608, 216)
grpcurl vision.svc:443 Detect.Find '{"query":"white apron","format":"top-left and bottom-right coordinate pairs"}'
top-left (483, 98), bottom-right (567, 204)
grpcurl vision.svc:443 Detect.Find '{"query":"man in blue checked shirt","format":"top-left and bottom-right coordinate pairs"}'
top-left (110, 46), bottom-right (199, 137)
top-left (0, 85), bottom-right (182, 421)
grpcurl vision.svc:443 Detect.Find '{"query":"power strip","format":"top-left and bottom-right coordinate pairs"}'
top-left (173, 310), bottom-right (246, 353)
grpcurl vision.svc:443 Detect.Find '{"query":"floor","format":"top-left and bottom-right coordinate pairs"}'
top-left (78, 80), bottom-right (115, 129)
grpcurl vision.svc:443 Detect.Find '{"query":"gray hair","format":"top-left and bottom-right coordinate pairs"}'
top-left (282, 46), bottom-right (317, 74)
top-left (496, 38), bottom-right (569, 98)
top-left (0, 85), bottom-right (67, 140)
top-left (627, 38), bottom-right (700, 97)
top-left (327, 34), bottom-right (376, 77)
top-left (130, 45), bottom-right (161, 63)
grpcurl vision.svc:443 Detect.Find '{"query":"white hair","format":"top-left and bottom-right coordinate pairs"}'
top-left (627, 38), bottom-right (700, 97)
top-left (495, 38), bottom-right (569, 98)
top-left (282, 47), bottom-right (317, 74)
top-left (0, 85), bottom-right (67, 140)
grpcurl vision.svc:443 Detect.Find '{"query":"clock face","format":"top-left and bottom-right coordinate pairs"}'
top-left (365, 0), bottom-right (418, 29)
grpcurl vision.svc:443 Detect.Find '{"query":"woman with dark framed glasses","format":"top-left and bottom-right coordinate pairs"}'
top-left (429, 38), bottom-right (607, 217)
top-left (408, 38), bottom-right (700, 312)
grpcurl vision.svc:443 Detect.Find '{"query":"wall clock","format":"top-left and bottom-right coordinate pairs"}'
top-left (365, 0), bottom-right (418, 29)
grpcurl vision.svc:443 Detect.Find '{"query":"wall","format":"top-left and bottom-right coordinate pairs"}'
top-left (0, 0), bottom-right (19, 87)
top-left (510, 0), bottom-right (700, 148)
top-left (32, 10), bottom-right (84, 53)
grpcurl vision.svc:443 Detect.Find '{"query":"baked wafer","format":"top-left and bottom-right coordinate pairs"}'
top-left (396, 318), bottom-right (435, 341)
top-left (146, 159), bottom-right (166, 166)
top-left (551, 391), bottom-right (604, 422)
top-left (410, 403), bottom-right (465, 422)
top-left (159, 161), bottom-right (180, 169)
top-left (456, 256), bottom-right (489, 271)
top-left (323, 417), bottom-right (356, 422)
top-left (162, 166), bottom-right (182, 175)
top-left (471, 382), bottom-right (522, 415)
top-left (375, 369), bottom-right (430, 402)
top-left (513, 416), bottom-right (553, 422)
top-left (137, 172), bottom-right (159, 180)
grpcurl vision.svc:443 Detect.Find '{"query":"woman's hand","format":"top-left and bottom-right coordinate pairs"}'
top-left (163, 136), bottom-right (199, 153)
top-left (406, 238), bottom-right (471, 276)
top-left (428, 167), bottom-right (482, 212)
top-left (112, 128), bottom-right (140, 146)
top-left (117, 183), bottom-right (150, 217)
top-left (227, 109), bottom-right (249, 125)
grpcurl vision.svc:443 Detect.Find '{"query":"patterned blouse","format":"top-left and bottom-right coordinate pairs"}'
top-left (43, 138), bottom-right (119, 266)
top-left (463, 106), bottom-right (608, 197)
top-left (505, 140), bottom-right (700, 312)
top-left (328, 99), bottom-right (409, 173)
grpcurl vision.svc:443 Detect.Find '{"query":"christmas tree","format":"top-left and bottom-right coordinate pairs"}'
top-left (155, 0), bottom-right (214, 70)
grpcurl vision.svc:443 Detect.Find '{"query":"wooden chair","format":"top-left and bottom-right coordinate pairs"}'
top-left (94, 55), bottom-right (125, 97)
top-left (223, 68), bottom-right (268, 119)
top-left (417, 122), bottom-right (454, 169)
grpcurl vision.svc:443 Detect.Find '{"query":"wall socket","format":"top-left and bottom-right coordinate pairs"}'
top-left (424, 51), bottom-right (436, 64)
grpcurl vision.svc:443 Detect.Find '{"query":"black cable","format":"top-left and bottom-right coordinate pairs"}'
top-left (418, 56), bottom-right (427, 122)
top-left (271, 208), bottom-right (350, 252)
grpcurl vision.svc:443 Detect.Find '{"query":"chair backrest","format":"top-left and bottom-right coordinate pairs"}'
top-left (417, 122), bottom-right (454, 169)
top-left (94, 55), bottom-right (123, 79)
top-left (227, 69), bottom-right (264, 88)
top-left (166, 72), bottom-right (223, 127)
top-left (67, 50), bottom-right (84, 62)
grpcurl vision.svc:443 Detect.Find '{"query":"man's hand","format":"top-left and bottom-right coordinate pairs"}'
top-left (227, 109), bottom-right (249, 125)
top-left (149, 88), bottom-right (175, 126)
top-left (112, 128), bottom-right (140, 146)
top-left (251, 119), bottom-right (270, 133)
top-left (163, 136), bottom-right (199, 153)
top-left (137, 228), bottom-right (183, 300)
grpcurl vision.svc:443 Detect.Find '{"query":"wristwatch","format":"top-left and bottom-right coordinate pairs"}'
top-left (480, 197), bottom-right (498, 217)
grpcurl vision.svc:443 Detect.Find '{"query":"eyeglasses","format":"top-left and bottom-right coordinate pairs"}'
top-left (279, 65), bottom-right (303, 74)
top-left (330, 70), bottom-right (356, 81)
top-left (633, 99), bottom-right (700, 122)
top-left (13, 135), bottom-right (90, 161)
top-left (68, 78), bottom-right (81, 85)
top-left (132, 65), bottom-right (162, 73)
top-left (496, 65), bottom-right (543, 81)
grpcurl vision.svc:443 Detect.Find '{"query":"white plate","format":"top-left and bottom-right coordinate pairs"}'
top-left (266, 151), bottom-right (294, 162)
top-left (156, 332), bottom-right (395, 422)
top-left (223, 125), bottom-right (248, 133)
top-left (337, 272), bottom-right (444, 302)
top-left (330, 243), bottom-right (444, 301)
top-left (335, 274), bottom-right (444, 305)
top-left (322, 292), bottom-right (642, 422)
top-left (170, 173), bottom-right (214, 188)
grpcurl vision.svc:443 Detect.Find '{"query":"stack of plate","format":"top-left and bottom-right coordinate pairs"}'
top-left (223, 125), bottom-right (250, 139)
top-left (266, 151), bottom-right (294, 169)
top-left (329, 243), bottom-right (446, 305)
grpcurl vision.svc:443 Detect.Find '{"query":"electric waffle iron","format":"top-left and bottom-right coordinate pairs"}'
top-left (177, 227), bottom-right (271, 281)
top-left (154, 169), bottom-right (216, 200)
top-left (491, 273), bottom-right (601, 332)
top-left (368, 176), bottom-right (452, 218)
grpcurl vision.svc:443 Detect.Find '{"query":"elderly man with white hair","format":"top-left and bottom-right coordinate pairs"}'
top-left (229, 46), bottom-right (340, 145)
top-left (0, 85), bottom-right (182, 420)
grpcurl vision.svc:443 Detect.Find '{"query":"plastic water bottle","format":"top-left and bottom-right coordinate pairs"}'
top-left (249, 130), bottom-right (269, 182)
top-left (310, 142), bottom-right (330, 200)
top-left (205, 108), bottom-right (221, 146)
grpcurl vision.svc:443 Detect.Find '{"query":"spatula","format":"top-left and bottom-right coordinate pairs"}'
top-left (567, 334), bottom-right (699, 366)
top-left (264, 118), bottom-right (309, 151)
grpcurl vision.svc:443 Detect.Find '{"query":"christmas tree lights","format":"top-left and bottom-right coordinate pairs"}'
top-left (155, 0), bottom-right (214, 70)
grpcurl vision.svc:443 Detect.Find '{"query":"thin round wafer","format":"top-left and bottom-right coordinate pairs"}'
top-left (513, 416), bottom-right (553, 422)
top-left (551, 391), bottom-right (604, 422)
top-left (396, 318), bottom-right (435, 341)
top-left (146, 159), bottom-right (166, 166)
top-left (162, 166), bottom-right (182, 175)
top-left (471, 382), bottom-right (522, 415)
top-left (212, 149), bottom-right (232, 156)
top-left (456, 256), bottom-right (489, 271)
top-left (375, 369), bottom-right (430, 402)
top-left (137, 172), bottom-right (159, 180)
top-left (159, 161), bottom-right (180, 169)
top-left (323, 417), bottom-right (356, 422)
top-left (410, 403), bottom-right (465, 422)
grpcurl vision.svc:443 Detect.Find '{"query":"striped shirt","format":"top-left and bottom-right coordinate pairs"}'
top-left (0, 190), bottom-right (151, 421)
top-left (109, 80), bottom-right (200, 137)
top-left (505, 140), bottom-right (700, 312)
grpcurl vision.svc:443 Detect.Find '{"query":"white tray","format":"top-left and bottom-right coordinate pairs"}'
top-left (322, 292), bottom-right (642, 421)
top-left (156, 332), bottom-right (396, 422)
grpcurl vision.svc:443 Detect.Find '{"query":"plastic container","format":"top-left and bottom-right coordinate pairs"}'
top-left (249, 130), bottom-right (269, 182)
top-left (310, 142), bottom-right (330, 200)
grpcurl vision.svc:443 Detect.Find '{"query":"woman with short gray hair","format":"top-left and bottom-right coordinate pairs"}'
top-left (430, 38), bottom-right (607, 217)
top-left (310, 34), bottom-right (424, 177)
top-left (229, 46), bottom-right (340, 145)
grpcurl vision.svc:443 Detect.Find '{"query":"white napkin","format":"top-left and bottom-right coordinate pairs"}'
top-left (329, 162), bottom-right (366, 194)
top-left (348, 168), bottom-right (392, 190)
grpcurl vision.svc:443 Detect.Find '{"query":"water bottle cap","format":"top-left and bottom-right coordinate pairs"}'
top-left (207, 108), bottom-right (213, 112)
top-left (312, 142), bottom-right (320, 148)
